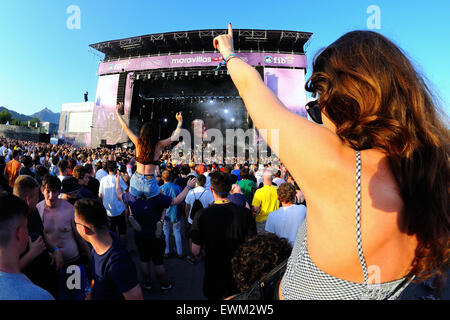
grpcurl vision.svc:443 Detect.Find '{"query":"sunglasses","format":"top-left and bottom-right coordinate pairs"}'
top-left (305, 100), bottom-right (323, 124)
top-left (74, 221), bottom-right (94, 233)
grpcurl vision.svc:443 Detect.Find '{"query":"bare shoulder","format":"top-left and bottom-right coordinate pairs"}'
top-left (305, 147), bottom-right (403, 215)
top-left (36, 200), bottom-right (45, 215)
top-left (307, 148), bottom-right (416, 282)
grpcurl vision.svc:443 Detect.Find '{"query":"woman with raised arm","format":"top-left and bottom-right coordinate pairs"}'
top-left (116, 103), bottom-right (183, 199)
top-left (213, 24), bottom-right (449, 300)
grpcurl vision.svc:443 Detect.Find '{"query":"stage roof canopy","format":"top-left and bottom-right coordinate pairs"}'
top-left (90, 29), bottom-right (313, 61)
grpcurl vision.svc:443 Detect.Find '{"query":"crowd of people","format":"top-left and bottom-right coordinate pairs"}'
top-left (0, 136), bottom-right (307, 300)
top-left (1, 24), bottom-right (448, 301)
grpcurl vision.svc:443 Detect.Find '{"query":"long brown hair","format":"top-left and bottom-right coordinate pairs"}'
top-left (136, 122), bottom-right (158, 164)
top-left (306, 31), bottom-right (449, 281)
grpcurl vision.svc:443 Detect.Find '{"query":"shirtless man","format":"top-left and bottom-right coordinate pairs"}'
top-left (36, 175), bottom-right (90, 300)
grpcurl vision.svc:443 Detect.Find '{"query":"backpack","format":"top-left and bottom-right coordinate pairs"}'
top-left (190, 190), bottom-right (206, 221)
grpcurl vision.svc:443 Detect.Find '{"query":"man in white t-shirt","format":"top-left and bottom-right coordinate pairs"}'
top-left (95, 161), bottom-right (108, 182)
top-left (203, 165), bottom-right (212, 188)
top-left (265, 182), bottom-right (306, 247)
top-left (0, 143), bottom-right (5, 158)
top-left (57, 159), bottom-right (70, 183)
top-left (99, 160), bottom-right (128, 245)
top-left (184, 174), bottom-right (214, 264)
top-left (4, 148), bottom-right (11, 163)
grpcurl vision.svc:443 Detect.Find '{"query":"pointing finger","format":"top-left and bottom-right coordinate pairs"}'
top-left (228, 23), bottom-right (233, 37)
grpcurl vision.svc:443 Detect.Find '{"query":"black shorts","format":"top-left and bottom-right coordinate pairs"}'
top-left (134, 235), bottom-right (165, 266)
top-left (109, 212), bottom-right (126, 235)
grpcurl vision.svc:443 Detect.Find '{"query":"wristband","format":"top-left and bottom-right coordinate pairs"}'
top-left (53, 247), bottom-right (60, 252)
top-left (225, 53), bottom-right (238, 65)
top-left (186, 185), bottom-right (192, 191)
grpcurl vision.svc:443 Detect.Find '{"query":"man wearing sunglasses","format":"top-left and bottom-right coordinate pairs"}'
top-left (74, 198), bottom-right (143, 300)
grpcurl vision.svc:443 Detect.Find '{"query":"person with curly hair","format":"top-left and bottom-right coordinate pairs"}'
top-left (213, 24), bottom-right (449, 300)
top-left (231, 233), bottom-right (292, 295)
top-left (265, 183), bottom-right (306, 246)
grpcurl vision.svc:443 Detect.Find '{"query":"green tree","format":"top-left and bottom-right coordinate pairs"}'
top-left (0, 110), bottom-right (13, 124)
top-left (30, 117), bottom-right (40, 127)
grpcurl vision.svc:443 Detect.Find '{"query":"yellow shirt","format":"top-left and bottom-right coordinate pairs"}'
top-left (252, 185), bottom-right (279, 223)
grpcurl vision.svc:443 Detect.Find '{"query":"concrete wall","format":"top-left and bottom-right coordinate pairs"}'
top-left (0, 124), bottom-right (41, 142)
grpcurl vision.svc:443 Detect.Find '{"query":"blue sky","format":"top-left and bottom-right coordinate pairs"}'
top-left (0, 0), bottom-right (449, 118)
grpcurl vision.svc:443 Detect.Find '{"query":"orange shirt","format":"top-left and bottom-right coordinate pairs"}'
top-left (5, 159), bottom-right (22, 188)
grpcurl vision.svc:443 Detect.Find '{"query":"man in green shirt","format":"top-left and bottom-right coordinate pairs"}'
top-left (237, 167), bottom-right (255, 206)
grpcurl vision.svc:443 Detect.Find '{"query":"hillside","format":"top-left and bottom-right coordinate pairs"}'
top-left (0, 106), bottom-right (59, 124)
top-left (31, 107), bottom-right (60, 124)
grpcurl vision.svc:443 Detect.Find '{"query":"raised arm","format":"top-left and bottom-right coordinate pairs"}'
top-left (171, 177), bottom-right (196, 206)
top-left (213, 24), bottom-right (346, 194)
top-left (157, 112), bottom-right (183, 149)
top-left (116, 102), bottom-right (139, 146)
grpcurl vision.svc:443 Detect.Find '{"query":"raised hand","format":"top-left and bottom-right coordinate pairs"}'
top-left (176, 112), bottom-right (183, 122)
top-left (187, 177), bottom-right (197, 189)
top-left (213, 23), bottom-right (235, 58)
top-left (28, 236), bottom-right (47, 259)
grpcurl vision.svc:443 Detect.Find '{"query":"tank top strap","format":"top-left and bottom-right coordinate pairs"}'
top-left (355, 150), bottom-right (369, 285)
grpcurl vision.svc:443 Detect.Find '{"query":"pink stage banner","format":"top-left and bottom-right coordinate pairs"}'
top-left (98, 52), bottom-right (307, 75)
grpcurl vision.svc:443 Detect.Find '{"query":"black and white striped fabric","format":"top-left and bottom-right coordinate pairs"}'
top-left (281, 150), bottom-right (414, 300)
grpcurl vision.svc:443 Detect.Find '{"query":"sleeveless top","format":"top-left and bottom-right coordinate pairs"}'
top-left (281, 151), bottom-right (414, 300)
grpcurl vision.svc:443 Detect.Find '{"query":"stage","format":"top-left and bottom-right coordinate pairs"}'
top-left (87, 28), bottom-right (313, 163)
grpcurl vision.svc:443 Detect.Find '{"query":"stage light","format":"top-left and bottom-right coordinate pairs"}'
top-left (224, 109), bottom-right (229, 114)
top-left (147, 74), bottom-right (151, 79)
top-left (209, 99), bottom-right (214, 104)
top-left (162, 72), bottom-right (165, 78)
top-left (198, 71), bottom-right (202, 76)
top-left (164, 118), bottom-right (168, 123)
top-left (232, 118), bottom-right (235, 122)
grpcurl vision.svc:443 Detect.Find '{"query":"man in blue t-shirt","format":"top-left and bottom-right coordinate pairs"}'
top-left (74, 198), bottom-right (143, 300)
top-left (231, 163), bottom-right (242, 182)
top-left (160, 170), bottom-right (183, 258)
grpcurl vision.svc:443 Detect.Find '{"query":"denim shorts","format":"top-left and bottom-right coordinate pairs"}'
top-left (130, 172), bottom-right (160, 199)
